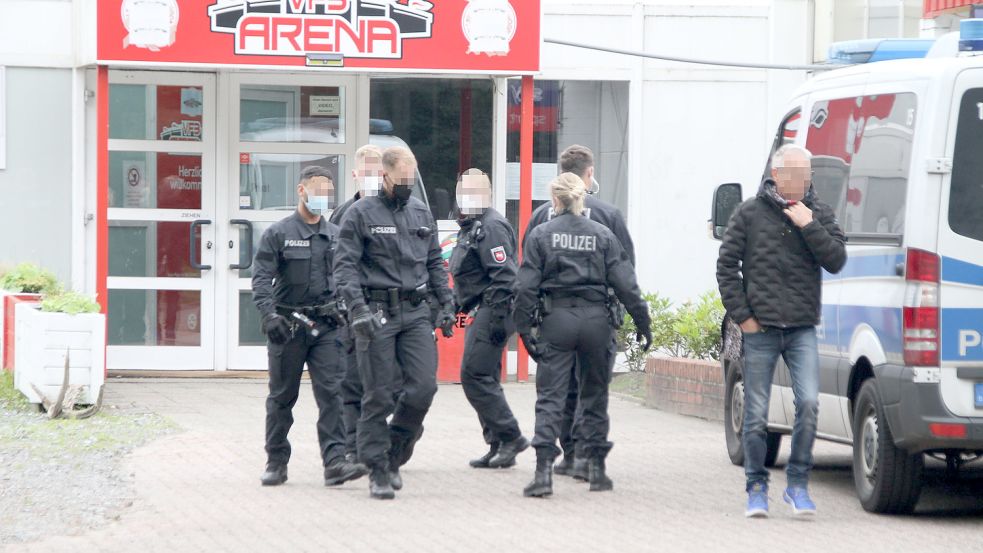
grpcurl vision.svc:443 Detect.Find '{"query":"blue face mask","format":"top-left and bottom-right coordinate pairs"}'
top-left (304, 192), bottom-right (331, 215)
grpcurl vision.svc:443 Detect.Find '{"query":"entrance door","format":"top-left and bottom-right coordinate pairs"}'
top-left (225, 74), bottom-right (358, 370)
top-left (106, 71), bottom-right (216, 370)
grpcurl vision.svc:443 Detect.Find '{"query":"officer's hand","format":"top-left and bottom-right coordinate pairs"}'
top-left (520, 334), bottom-right (543, 362)
top-left (488, 309), bottom-right (509, 346)
top-left (437, 304), bottom-right (456, 338)
top-left (262, 314), bottom-right (292, 345)
top-left (636, 325), bottom-right (653, 352)
top-left (350, 304), bottom-right (382, 343)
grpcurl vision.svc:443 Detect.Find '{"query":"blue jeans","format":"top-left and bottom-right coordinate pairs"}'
top-left (742, 326), bottom-right (819, 490)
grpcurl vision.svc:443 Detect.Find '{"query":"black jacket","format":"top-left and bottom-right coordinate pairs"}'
top-left (716, 180), bottom-right (847, 329)
top-left (524, 194), bottom-right (635, 266)
top-left (449, 208), bottom-right (516, 312)
top-left (252, 211), bottom-right (339, 317)
top-left (328, 192), bottom-right (360, 226)
top-left (332, 193), bottom-right (452, 311)
top-left (515, 212), bottom-right (650, 336)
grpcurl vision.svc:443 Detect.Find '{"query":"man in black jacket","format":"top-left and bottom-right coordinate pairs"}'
top-left (716, 144), bottom-right (846, 518)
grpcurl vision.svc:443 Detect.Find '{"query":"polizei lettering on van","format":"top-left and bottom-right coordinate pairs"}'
top-left (551, 233), bottom-right (597, 251)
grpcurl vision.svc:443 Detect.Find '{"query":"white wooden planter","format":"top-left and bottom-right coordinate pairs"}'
top-left (13, 303), bottom-right (105, 405)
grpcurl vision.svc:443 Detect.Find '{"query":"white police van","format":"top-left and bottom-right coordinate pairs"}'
top-left (711, 23), bottom-right (983, 514)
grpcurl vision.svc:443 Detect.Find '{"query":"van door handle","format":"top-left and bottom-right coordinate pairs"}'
top-left (190, 219), bottom-right (212, 271)
top-left (895, 263), bottom-right (905, 277)
top-left (229, 219), bottom-right (254, 270)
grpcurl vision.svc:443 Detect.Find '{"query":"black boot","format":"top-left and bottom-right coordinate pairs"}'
top-left (260, 463), bottom-right (288, 486)
top-left (523, 452), bottom-right (553, 498)
top-left (588, 457), bottom-right (613, 492)
top-left (324, 457), bottom-right (369, 486)
top-left (389, 467), bottom-right (403, 490)
top-left (571, 457), bottom-right (590, 482)
top-left (369, 465), bottom-right (395, 500)
top-left (553, 454), bottom-right (575, 476)
top-left (470, 442), bottom-right (500, 468)
top-left (489, 436), bottom-right (529, 468)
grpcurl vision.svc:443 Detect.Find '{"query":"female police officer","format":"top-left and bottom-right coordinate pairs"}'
top-left (449, 169), bottom-right (528, 469)
top-left (514, 173), bottom-right (652, 497)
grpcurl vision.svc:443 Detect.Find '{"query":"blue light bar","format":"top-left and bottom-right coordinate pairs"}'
top-left (828, 38), bottom-right (935, 64)
top-left (959, 19), bottom-right (983, 52)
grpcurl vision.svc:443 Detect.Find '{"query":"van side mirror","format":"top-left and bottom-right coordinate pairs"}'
top-left (710, 183), bottom-right (743, 240)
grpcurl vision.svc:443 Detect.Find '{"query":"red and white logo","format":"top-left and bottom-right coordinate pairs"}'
top-left (490, 246), bottom-right (507, 264)
top-left (462, 0), bottom-right (516, 57)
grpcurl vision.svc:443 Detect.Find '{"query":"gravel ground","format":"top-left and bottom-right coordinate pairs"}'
top-left (0, 375), bottom-right (176, 546)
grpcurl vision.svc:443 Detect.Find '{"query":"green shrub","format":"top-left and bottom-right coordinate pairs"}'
top-left (617, 290), bottom-right (725, 370)
top-left (0, 263), bottom-right (61, 294)
top-left (40, 291), bottom-right (101, 315)
top-left (618, 292), bottom-right (674, 372)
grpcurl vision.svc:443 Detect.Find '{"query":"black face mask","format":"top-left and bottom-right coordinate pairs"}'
top-left (393, 183), bottom-right (413, 202)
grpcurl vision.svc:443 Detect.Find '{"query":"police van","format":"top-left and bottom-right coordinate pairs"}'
top-left (710, 23), bottom-right (983, 514)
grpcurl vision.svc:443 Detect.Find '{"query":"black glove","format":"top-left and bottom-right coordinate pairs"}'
top-left (488, 308), bottom-right (509, 346)
top-left (520, 334), bottom-right (543, 362)
top-left (262, 313), bottom-right (292, 345)
top-left (636, 325), bottom-right (653, 352)
top-left (350, 303), bottom-right (382, 343)
top-left (437, 304), bottom-right (456, 338)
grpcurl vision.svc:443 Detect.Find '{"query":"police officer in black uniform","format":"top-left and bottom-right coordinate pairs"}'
top-left (523, 145), bottom-right (636, 481)
top-left (449, 169), bottom-right (528, 469)
top-left (333, 147), bottom-right (455, 500)
top-left (252, 166), bottom-right (367, 487)
top-left (330, 144), bottom-right (385, 463)
top-left (515, 173), bottom-right (651, 498)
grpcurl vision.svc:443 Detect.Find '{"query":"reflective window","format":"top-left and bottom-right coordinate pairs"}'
top-left (110, 84), bottom-right (204, 142)
top-left (109, 221), bottom-right (203, 278)
top-left (238, 154), bottom-right (344, 211)
top-left (806, 93), bottom-right (916, 236)
top-left (108, 289), bottom-right (201, 346)
top-left (240, 85), bottom-right (345, 144)
top-left (109, 151), bottom-right (202, 209)
top-left (949, 88), bottom-right (983, 242)
top-left (239, 291), bottom-right (265, 346)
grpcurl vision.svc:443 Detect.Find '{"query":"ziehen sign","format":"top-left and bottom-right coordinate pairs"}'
top-left (98, 0), bottom-right (540, 73)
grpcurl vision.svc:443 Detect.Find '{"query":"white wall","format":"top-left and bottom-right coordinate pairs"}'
top-left (542, 0), bottom-right (810, 304)
top-left (0, 0), bottom-right (76, 67)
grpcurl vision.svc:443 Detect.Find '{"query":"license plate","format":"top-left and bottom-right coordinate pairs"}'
top-left (976, 382), bottom-right (983, 409)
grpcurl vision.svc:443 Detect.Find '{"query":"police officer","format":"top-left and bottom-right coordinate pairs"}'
top-left (449, 169), bottom-right (528, 469)
top-left (252, 166), bottom-right (367, 487)
top-left (330, 144), bottom-right (385, 463)
top-left (515, 173), bottom-right (652, 497)
top-left (523, 144), bottom-right (636, 481)
top-left (333, 147), bottom-right (455, 500)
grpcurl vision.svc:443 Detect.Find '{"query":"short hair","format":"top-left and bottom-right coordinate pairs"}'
top-left (382, 146), bottom-right (417, 172)
top-left (355, 144), bottom-right (383, 164)
top-left (300, 165), bottom-right (334, 184)
top-left (551, 172), bottom-right (587, 216)
top-left (458, 167), bottom-right (490, 187)
top-left (559, 145), bottom-right (594, 180)
top-left (772, 144), bottom-right (812, 168)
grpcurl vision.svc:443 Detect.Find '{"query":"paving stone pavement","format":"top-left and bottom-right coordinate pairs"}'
top-left (5, 378), bottom-right (982, 553)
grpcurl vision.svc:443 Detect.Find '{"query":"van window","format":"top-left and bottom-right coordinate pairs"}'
top-left (806, 93), bottom-right (916, 237)
top-left (761, 109), bottom-right (801, 179)
top-left (949, 88), bottom-right (983, 242)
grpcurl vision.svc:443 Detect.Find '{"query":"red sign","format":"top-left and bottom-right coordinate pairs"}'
top-left (99, 1), bottom-right (540, 74)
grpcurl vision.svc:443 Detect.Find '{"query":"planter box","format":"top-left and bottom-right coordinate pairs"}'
top-left (644, 356), bottom-right (724, 422)
top-left (13, 303), bottom-right (105, 405)
top-left (1, 292), bottom-right (43, 371)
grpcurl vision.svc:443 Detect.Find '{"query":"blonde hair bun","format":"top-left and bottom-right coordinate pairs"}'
top-left (550, 172), bottom-right (587, 215)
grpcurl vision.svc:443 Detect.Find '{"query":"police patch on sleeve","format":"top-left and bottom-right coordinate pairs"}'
top-left (490, 246), bottom-right (507, 263)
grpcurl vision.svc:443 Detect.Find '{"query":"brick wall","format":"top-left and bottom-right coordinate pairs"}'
top-left (644, 357), bottom-right (724, 422)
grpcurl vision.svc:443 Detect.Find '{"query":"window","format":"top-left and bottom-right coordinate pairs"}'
top-left (806, 92), bottom-right (916, 237)
top-left (949, 88), bottom-right (983, 242)
top-left (763, 109), bottom-right (802, 178)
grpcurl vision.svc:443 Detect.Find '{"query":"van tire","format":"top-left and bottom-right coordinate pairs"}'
top-left (852, 379), bottom-right (924, 514)
top-left (724, 359), bottom-right (782, 468)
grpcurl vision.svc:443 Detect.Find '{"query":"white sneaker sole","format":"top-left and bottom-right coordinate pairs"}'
top-left (783, 493), bottom-right (817, 517)
top-left (745, 508), bottom-right (769, 518)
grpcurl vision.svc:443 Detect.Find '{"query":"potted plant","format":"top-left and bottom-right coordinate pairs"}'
top-left (14, 290), bottom-right (105, 407)
top-left (1, 263), bottom-right (61, 370)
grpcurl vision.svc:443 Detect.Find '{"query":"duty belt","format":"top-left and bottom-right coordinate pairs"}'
top-left (550, 296), bottom-right (606, 308)
top-left (276, 303), bottom-right (345, 331)
top-left (364, 284), bottom-right (429, 309)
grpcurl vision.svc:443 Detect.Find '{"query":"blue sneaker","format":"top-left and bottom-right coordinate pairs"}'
top-left (745, 483), bottom-right (769, 518)
top-left (783, 486), bottom-right (817, 516)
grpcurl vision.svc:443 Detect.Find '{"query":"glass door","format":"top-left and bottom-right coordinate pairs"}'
top-left (225, 74), bottom-right (358, 370)
top-left (107, 71), bottom-right (216, 370)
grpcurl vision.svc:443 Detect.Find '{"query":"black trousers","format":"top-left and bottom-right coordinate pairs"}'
top-left (265, 326), bottom-right (346, 467)
top-left (339, 326), bottom-right (362, 457)
top-left (461, 303), bottom-right (521, 444)
top-left (532, 303), bottom-right (616, 460)
top-left (356, 300), bottom-right (438, 467)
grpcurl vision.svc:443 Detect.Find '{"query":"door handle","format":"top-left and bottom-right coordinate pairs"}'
top-left (190, 219), bottom-right (212, 271)
top-left (230, 219), bottom-right (254, 270)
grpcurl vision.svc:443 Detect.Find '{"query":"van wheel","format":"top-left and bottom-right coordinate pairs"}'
top-left (852, 379), bottom-right (924, 514)
top-left (724, 359), bottom-right (782, 467)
